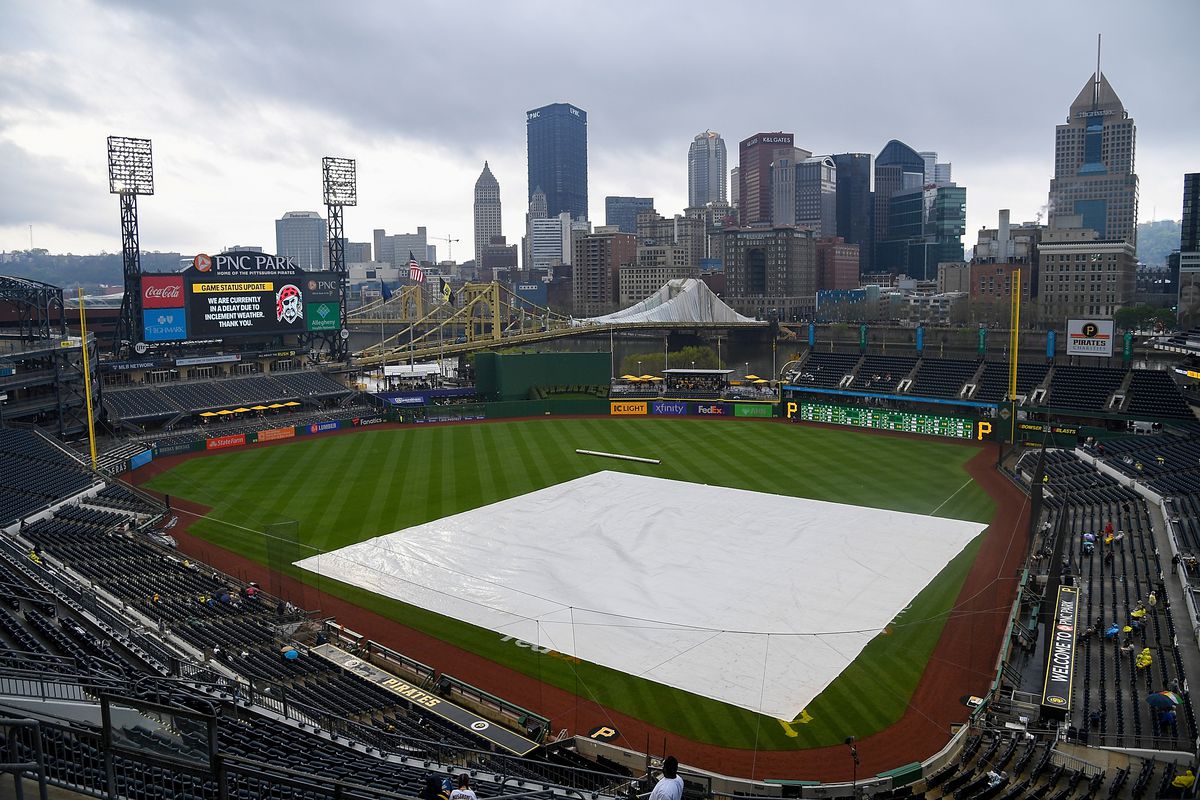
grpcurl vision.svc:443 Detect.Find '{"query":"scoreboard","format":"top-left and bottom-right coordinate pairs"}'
top-left (794, 401), bottom-right (977, 439)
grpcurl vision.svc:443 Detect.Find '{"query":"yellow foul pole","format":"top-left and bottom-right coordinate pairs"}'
top-left (77, 288), bottom-right (98, 470)
top-left (1008, 269), bottom-right (1021, 443)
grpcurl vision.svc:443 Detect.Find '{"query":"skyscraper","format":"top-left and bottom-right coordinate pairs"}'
top-left (1179, 174), bottom-right (1200, 328)
top-left (688, 131), bottom-right (727, 207)
top-left (832, 153), bottom-right (874, 271)
top-left (527, 102), bottom-right (588, 221)
top-left (1047, 67), bottom-right (1138, 244)
top-left (795, 156), bottom-right (838, 237)
top-left (275, 211), bottom-right (327, 268)
top-left (473, 162), bottom-right (502, 266)
top-left (605, 196), bottom-right (654, 234)
top-left (872, 140), bottom-right (926, 270)
top-left (738, 132), bottom-right (795, 226)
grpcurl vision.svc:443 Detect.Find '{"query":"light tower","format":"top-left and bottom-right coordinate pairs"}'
top-left (108, 136), bottom-right (154, 355)
top-left (322, 156), bottom-right (356, 362)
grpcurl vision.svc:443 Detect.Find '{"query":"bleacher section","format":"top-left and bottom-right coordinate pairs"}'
top-left (137, 404), bottom-right (374, 449)
top-left (1045, 366), bottom-right (1127, 413)
top-left (851, 355), bottom-right (917, 392)
top-left (1126, 370), bottom-right (1194, 420)
top-left (791, 352), bottom-right (860, 388)
top-left (104, 372), bottom-right (354, 421)
top-left (1024, 450), bottom-right (1197, 753)
top-left (908, 358), bottom-right (979, 399)
top-left (975, 361), bottom-right (1050, 404)
top-left (0, 429), bottom-right (97, 526)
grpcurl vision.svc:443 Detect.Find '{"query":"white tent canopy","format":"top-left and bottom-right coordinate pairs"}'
top-left (573, 279), bottom-right (762, 326)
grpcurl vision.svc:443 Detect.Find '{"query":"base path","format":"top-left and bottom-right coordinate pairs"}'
top-left (128, 424), bottom-right (1028, 782)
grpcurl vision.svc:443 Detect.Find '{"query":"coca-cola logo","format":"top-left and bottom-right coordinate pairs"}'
top-left (142, 276), bottom-right (185, 308)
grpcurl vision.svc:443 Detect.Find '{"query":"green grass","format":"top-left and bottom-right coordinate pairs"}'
top-left (145, 418), bottom-right (994, 749)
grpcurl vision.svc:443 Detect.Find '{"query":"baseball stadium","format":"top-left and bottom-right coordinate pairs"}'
top-left (3, 191), bottom-right (1200, 798)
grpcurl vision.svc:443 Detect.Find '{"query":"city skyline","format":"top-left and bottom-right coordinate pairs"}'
top-left (1, 1), bottom-right (1197, 260)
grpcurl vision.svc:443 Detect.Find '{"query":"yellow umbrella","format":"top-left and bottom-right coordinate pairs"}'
top-left (217, 409), bottom-right (235, 415)
top-left (284, 401), bottom-right (301, 407)
top-left (251, 405), bottom-right (269, 411)
top-left (620, 374), bottom-right (638, 380)
top-left (648, 376), bottom-right (663, 381)
top-left (268, 403), bottom-right (285, 409)
top-left (639, 375), bottom-right (655, 380)
top-left (199, 411), bottom-right (218, 417)
top-left (233, 408), bottom-right (251, 413)
top-left (745, 374), bottom-right (762, 380)
top-left (753, 379), bottom-right (770, 384)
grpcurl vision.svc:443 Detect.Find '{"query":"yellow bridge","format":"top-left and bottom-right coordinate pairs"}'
top-left (349, 282), bottom-right (766, 367)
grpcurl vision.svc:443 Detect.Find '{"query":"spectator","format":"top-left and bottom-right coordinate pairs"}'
top-left (649, 756), bottom-right (684, 800)
top-left (1148, 591), bottom-right (1158, 610)
top-left (28, 547), bottom-right (44, 567)
top-left (449, 774), bottom-right (477, 800)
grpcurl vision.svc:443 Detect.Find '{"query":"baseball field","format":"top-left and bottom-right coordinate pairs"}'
top-left (142, 417), bottom-right (996, 751)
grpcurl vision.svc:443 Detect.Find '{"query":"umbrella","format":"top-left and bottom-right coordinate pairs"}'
top-left (284, 401), bottom-right (301, 407)
top-left (620, 375), bottom-right (638, 380)
top-left (1083, 533), bottom-right (1096, 542)
top-left (745, 374), bottom-right (761, 380)
top-left (217, 409), bottom-right (235, 415)
top-left (268, 403), bottom-right (285, 409)
top-left (1147, 692), bottom-right (1180, 709)
top-left (639, 375), bottom-right (655, 380)
top-left (199, 411), bottom-right (218, 417)
top-left (251, 405), bottom-right (269, 411)
top-left (1156, 691), bottom-right (1183, 705)
top-left (753, 379), bottom-right (770, 384)
top-left (233, 408), bottom-right (250, 413)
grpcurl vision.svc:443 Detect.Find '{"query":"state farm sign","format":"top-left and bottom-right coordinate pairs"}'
top-left (142, 275), bottom-right (185, 308)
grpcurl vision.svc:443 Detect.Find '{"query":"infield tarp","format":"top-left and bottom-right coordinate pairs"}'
top-left (294, 471), bottom-right (985, 720)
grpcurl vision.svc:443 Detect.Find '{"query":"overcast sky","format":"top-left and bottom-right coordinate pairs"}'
top-left (2, 0), bottom-right (1198, 260)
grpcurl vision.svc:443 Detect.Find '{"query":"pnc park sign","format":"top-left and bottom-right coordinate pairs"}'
top-left (1041, 585), bottom-right (1079, 712)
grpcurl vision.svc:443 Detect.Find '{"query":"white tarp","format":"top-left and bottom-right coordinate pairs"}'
top-left (294, 471), bottom-right (984, 720)
top-left (572, 278), bottom-right (762, 326)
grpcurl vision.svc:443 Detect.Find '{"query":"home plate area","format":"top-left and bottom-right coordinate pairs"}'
top-left (294, 471), bottom-right (985, 720)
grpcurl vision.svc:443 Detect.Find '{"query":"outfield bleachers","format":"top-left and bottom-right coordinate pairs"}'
top-left (909, 358), bottom-right (979, 399)
top-left (104, 372), bottom-right (355, 421)
top-left (791, 352), bottom-right (861, 388)
top-left (975, 361), bottom-right (1050, 404)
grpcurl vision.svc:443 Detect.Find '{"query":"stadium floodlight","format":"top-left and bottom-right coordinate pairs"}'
top-left (107, 136), bottom-right (154, 196)
top-left (322, 156), bottom-right (357, 206)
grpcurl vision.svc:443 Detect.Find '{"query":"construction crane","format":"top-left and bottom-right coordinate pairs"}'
top-left (431, 234), bottom-right (460, 262)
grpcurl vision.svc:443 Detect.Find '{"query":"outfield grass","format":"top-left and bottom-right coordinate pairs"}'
top-left (146, 418), bottom-right (994, 749)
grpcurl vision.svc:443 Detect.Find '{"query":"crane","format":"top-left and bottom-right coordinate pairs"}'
top-left (430, 234), bottom-right (460, 262)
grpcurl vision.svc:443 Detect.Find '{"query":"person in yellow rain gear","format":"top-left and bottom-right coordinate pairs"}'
top-left (1135, 648), bottom-right (1153, 670)
top-left (1105, 532), bottom-right (1116, 547)
top-left (1171, 769), bottom-right (1194, 789)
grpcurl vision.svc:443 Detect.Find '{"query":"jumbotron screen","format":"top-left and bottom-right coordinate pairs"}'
top-left (140, 252), bottom-right (342, 344)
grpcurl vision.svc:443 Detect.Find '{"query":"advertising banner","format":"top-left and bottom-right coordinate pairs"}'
top-left (650, 400), bottom-right (688, 416)
top-left (129, 449), bottom-right (154, 470)
top-left (306, 301), bottom-right (340, 331)
top-left (256, 427), bottom-right (296, 443)
top-left (155, 440), bottom-right (204, 456)
top-left (354, 416), bottom-right (385, 426)
top-left (206, 434), bottom-right (247, 450)
top-left (306, 420), bottom-right (341, 434)
top-left (733, 404), bottom-right (773, 418)
top-left (1041, 586), bottom-right (1079, 711)
top-left (693, 403), bottom-right (728, 417)
top-left (610, 401), bottom-right (647, 416)
top-left (1066, 319), bottom-right (1114, 357)
top-left (977, 327), bottom-right (987, 356)
top-left (143, 309), bottom-right (188, 342)
top-left (141, 275), bottom-right (185, 309)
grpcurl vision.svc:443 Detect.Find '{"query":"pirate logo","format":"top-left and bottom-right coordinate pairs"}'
top-left (276, 284), bottom-right (303, 324)
top-left (1082, 322), bottom-right (1099, 338)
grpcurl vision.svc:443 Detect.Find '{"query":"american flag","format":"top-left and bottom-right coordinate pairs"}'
top-left (407, 252), bottom-right (425, 283)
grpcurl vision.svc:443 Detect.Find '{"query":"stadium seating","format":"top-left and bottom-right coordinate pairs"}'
top-left (104, 372), bottom-right (355, 421)
top-left (973, 361), bottom-right (1050, 404)
top-left (1125, 370), bottom-right (1194, 420)
top-left (790, 352), bottom-right (861, 388)
top-left (1044, 365), bottom-right (1127, 413)
top-left (908, 358), bottom-right (980, 399)
top-left (0, 429), bottom-right (98, 526)
top-left (851, 355), bottom-right (917, 392)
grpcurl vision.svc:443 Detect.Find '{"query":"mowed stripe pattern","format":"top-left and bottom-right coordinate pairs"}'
top-left (146, 418), bottom-right (994, 749)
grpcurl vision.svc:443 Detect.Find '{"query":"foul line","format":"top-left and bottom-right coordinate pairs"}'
top-left (930, 478), bottom-right (974, 516)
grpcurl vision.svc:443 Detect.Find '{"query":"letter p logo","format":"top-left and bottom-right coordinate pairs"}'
top-left (977, 421), bottom-right (992, 440)
top-left (786, 401), bottom-right (798, 419)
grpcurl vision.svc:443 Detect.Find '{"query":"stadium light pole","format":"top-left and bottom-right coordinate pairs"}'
top-left (107, 135), bottom-right (154, 356)
top-left (322, 156), bottom-right (357, 362)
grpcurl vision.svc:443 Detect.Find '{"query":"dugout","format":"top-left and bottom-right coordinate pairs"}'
top-left (474, 351), bottom-right (610, 401)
